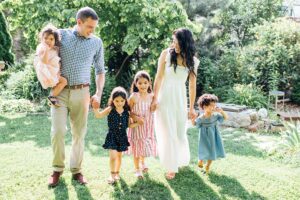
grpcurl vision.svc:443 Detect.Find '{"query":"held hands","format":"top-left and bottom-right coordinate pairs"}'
top-left (188, 108), bottom-right (197, 120)
top-left (150, 98), bottom-right (158, 112)
top-left (91, 94), bottom-right (101, 110)
top-left (150, 101), bottom-right (157, 112)
top-left (136, 116), bottom-right (144, 126)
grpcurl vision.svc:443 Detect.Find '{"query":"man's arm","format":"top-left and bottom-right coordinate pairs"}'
top-left (91, 38), bottom-right (106, 109)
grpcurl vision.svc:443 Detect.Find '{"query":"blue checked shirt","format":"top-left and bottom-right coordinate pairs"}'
top-left (58, 28), bottom-right (105, 86)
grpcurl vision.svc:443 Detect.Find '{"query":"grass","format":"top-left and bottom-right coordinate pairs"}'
top-left (0, 112), bottom-right (300, 200)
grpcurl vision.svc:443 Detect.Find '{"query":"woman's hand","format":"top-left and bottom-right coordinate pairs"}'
top-left (150, 98), bottom-right (158, 112)
top-left (188, 108), bottom-right (197, 119)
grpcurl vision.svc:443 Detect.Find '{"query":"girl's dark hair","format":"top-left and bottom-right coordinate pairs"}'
top-left (197, 94), bottom-right (219, 109)
top-left (39, 24), bottom-right (60, 48)
top-left (108, 87), bottom-right (130, 111)
top-left (170, 28), bottom-right (196, 76)
top-left (130, 70), bottom-right (152, 93)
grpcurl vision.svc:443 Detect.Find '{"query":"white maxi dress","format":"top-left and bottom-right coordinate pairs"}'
top-left (154, 49), bottom-right (200, 172)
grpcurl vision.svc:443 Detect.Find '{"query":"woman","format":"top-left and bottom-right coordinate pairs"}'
top-left (152, 28), bottom-right (200, 179)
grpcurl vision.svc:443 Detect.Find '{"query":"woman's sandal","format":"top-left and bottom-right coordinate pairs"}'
top-left (165, 172), bottom-right (176, 180)
top-left (47, 96), bottom-right (60, 107)
top-left (107, 172), bottom-right (116, 184)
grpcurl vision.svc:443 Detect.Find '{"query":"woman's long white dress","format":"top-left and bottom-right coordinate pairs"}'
top-left (155, 49), bottom-right (200, 172)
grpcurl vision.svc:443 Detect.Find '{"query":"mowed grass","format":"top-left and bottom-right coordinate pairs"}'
top-left (0, 112), bottom-right (300, 200)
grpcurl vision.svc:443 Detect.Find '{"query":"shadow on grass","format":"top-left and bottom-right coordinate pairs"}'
top-left (0, 113), bottom-right (108, 156)
top-left (208, 172), bottom-right (266, 200)
top-left (187, 127), bottom-right (266, 160)
top-left (71, 179), bottom-right (94, 200)
top-left (222, 130), bottom-right (266, 158)
top-left (112, 174), bottom-right (173, 200)
top-left (167, 167), bottom-right (221, 200)
top-left (0, 114), bottom-right (52, 147)
top-left (51, 178), bottom-right (69, 200)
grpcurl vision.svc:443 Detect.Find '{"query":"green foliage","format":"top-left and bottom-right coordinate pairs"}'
top-left (225, 83), bottom-right (267, 108)
top-left (3, 0), bottom-right (201, 84)
top-left (0, 11), bottom-right (14, 68)
top-left (217, 0), bottom-right (282, 46)
top-left (282, 120), bottom-right (300, 150)
top-left (239, 18), bottom-right (300, 92)
top-left (3, 55), bottom-right (48, 100)
top-left (0, 97), bottom-right (46, 113)
top-left (0, 70), bottom-right (9, 89)
top-left (291, 77), bottom-right (300, 104)
top-left (179, 0), bottom-right (228, 19)
top-left (197, 49), bottom-right (239, 100)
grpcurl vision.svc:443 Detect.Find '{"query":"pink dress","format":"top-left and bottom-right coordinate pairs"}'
top-left (34, 44), bottom-right (60, 89)
top-left (127, 93), bottom-right (157, 157)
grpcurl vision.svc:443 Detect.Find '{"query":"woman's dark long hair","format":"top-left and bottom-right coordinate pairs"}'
top-left (108, 87), bottom-right (130, 111)
top-left (130, 70), bottom-right (152, 94)
top-left (170, 28), bottom-right (196, 76)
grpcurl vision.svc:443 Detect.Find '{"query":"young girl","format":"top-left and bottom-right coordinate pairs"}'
top-left (93, 87), bottom-right (140, 184)
top-left (34, 24), bottom-right (67, 106)
top-left (192, 94), bottom-right (228, 174)
top-left (127, 71), bottom-right (157, 178)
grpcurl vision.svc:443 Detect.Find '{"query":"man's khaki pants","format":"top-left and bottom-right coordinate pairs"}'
top-left (50, 87), bottom-right (90, 174)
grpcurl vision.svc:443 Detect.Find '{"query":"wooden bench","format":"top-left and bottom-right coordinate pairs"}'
top-left (277, 111), bottom-right (300, 121)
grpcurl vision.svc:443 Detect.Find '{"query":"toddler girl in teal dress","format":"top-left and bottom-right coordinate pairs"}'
top-left (192, 94), bottom-right (228, 174)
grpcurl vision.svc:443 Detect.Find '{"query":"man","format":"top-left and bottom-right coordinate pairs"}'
top-left (48, 7), bottom-right (105, 186)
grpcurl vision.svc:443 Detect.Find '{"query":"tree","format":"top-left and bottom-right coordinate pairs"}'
top-left (3, 0), bottom-right (201, 87)
top-left (0, 10), bottom-right (14, 69)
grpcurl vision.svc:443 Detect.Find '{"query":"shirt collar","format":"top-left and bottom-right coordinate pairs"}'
top-left (72, 26), bottom-right (93, 39)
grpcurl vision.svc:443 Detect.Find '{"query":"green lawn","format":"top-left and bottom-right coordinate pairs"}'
top-left (0, 112), bottom-right (300, 200)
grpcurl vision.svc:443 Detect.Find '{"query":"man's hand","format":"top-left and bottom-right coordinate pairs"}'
top-left (91, 94), bottom-right (101, 109)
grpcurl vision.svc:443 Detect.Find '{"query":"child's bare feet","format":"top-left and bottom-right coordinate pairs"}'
top-left (140, 163), bottom-right (149, 173)
top-left (198, 160), bottom-right (204, 168)
top-left (205, 165), bottom-right (210, 174)
top-left (134, 170), bottom-right (143, 179)
top-left (107, 172), bottom-right (116, 184)
top-left (114, 171), bottom-right (120, 181)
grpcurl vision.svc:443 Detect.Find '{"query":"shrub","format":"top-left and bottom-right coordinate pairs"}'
top-left (282, 120), bottom-right (300, 151)
top-left (0, 11), bottom-right (15, 68)
top-left (225, 83), bottom-right (267, 108)
top-left (291, 78), bottom-right (300, 105)
top-left (239, 18), bottom-right (300, 92)
top-left (0, 97), bottom-right (45, 113)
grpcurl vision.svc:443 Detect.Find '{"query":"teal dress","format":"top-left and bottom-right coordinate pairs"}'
top-left (195, 113), bottom-right (225, 160)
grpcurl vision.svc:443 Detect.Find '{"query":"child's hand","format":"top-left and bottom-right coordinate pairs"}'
top-left (41, 42), bottom-right (51, 51)
top-left (137, 117), bottom-right (144, 125)
top-left (214, 107), bottom-right (223, 113)
top-left (91, 95), bottom-right (100, 109)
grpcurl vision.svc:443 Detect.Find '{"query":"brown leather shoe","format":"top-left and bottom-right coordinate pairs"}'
top-left (72, 173), bottom-right (87, 185)
top-left (48, 171), bottom-right (62, 187)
